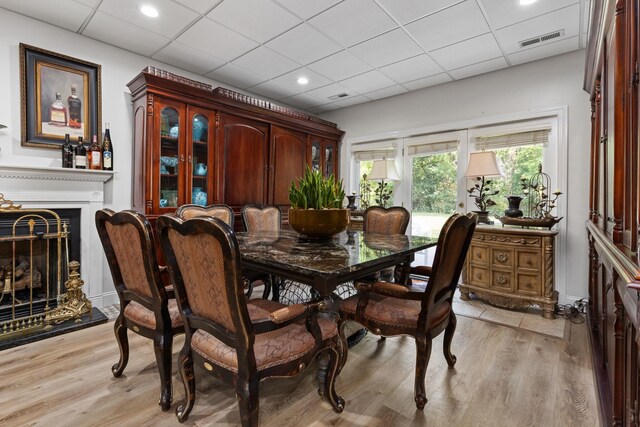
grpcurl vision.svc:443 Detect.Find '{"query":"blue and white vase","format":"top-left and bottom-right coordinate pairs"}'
top-left (192, 187), bottom-right (207, 206)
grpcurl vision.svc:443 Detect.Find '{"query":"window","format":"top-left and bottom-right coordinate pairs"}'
top-left (351, 142), bottom-right (398, 209)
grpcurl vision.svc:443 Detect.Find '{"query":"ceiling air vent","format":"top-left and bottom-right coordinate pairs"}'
top-left (519, 29), bottom-right (564, 49)
top-left (328, 93), bottom-right (349, 101)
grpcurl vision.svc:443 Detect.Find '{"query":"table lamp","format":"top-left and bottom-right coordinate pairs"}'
top-left (464, 151), bottom-right (503, 224)
top-left (367, 159), bottom-right (400, 208)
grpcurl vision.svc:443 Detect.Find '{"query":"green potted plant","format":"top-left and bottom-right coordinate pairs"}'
top-left (288, 166), bottom-right (349, 238)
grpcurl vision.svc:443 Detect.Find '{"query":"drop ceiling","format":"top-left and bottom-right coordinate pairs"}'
top-left (0, 0), bottom-right (591, 114)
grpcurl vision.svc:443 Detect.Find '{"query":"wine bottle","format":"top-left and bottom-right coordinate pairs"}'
top-left (102, 123), bottom-right (113, 171)
top-left (62, 133), bottom-right (74, 168)
top-left (75, 136), bottom-right (86, 169)
top-left (49, 92), bottom-right (67, 127)
top-left (88, 134), bottom-right (102, 170)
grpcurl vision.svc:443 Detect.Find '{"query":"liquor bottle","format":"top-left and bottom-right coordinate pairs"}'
top-left (75, 136), bottom-right (86, 169)
top-left (62, 133), bottom-right (74, 168)
top-left (88, 134), bottom-right (102, 170)
top-left (49, 92), bottom-right (68, 127)
top-left (67, 84), bottom-right (82, 129)
top-left (102, 123), bottom-right (113, 171)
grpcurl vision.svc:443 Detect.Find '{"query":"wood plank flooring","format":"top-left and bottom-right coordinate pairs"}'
top-left (0, 314), bottom-right (599, 426)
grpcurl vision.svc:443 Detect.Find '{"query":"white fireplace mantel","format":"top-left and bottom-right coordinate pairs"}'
top-left (0, 164), bottom-right (116, 308)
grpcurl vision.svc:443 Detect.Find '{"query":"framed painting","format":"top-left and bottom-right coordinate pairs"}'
top-left (20, 43), bottom-right (101, 149)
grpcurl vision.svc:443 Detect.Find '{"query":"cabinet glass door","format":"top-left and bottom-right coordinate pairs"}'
top-left (160, 106), bottom-right (180, 208)
top-left (191, 113), bottom-right (209, 206)
top-left (311, 140), bottom-right (321, 172)
top-left (324, 144), bottom-right (335, 177)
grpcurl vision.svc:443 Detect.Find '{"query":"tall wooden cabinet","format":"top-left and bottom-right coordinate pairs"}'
top-left (584, 1), bottom-right (640, 425)
top-left (127, 67), bottom-right (344, 228)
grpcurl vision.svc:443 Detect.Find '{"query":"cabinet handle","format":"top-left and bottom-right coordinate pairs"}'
top-left (188, 155), bottom-right (192, 163)
top-left (524, 256), bottom-right (532, 264)
top-left (180, 154), bottom-right (185, 162)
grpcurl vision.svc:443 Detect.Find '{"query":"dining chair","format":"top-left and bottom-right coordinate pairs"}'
top-left (95, 209), bottom-right (184, 411)
top-left (362, 205), bottom-right (411, 234)
top-left (156, 215), bottom-right (345, 426)
top-left (338, 212), bottom-right (478, 410)
top-left (175, 203), bottom-right (234, 226)
top-left (241, 204), bottom-right (281, 300)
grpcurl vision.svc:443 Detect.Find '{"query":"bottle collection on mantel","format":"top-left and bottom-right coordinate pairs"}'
top-left (61, 123), bottom-right (113, 170)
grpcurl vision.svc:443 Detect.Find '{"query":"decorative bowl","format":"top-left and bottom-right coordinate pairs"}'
top-left (288, 208), bottom-right (349, 239)
top-left (498, 216), bottom-right (563, 229)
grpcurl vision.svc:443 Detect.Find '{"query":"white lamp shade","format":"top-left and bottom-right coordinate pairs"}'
top-left (368, 159), bottom-right (400, 181)
top-left (464, 151), bottom-right (503, 177)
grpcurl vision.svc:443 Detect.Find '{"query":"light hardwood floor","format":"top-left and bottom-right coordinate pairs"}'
top-left (0, 313), bottom-right (599, 426)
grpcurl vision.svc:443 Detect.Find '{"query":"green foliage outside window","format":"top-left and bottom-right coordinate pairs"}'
top-left (411, 152), bottom-right (457, 214)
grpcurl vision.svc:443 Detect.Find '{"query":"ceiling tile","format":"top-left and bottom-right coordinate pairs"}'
top-left (306, 83), bottom-right (353, 101)
top-left (83, 11), bottom-right (170, 56)
top-left (308, 50), bottom-right (373, 81)
top-left (273, 0), bottom-right (342, 19)
top-left (206, 63), bottom-right (267, 89)
top-left (479, 0), bottom-right (577, 29)
top-left (507, 36), bottom-right (580, 65)
top-left (232, 46), bottom-right (300, 79)
top-left (495, 5), bottom-right (580, 54)
top-left (406, 0), bottom-right (489, 51)
top-left (0, 0), bottom-right (93, 32)
top-left (309, 103), bottom-right (342, 114)
top-left (207, 0), bottom-right (300, 43)
top-left (280, 93), bottom-right (326, 109)
top-left (271, 68), bottom-right (332, 92)
top-left (173, 0), bottom-right (223, 14)
top-left (309, 0), bottom-right (397, 47)
top-left (177, 18), bottom-right (258, 61)
top-left (430, 33), bottom-right (502, 70)
top-left (339, 70), bottom-right (397, 94)
top-left (248, 80), bottom-right (301, 100)
top-left (98, 0), bottom-right (199, 39)
top-left (364, 84), bottom-right (409, 100)
top-left (376, 0), bottom-right (464, 24)
top-left (152, 41), bottom-right (225, 75)
top-left (266, 23), bottom-right (342, 65)
top-left (349, 29), bottom-right (423, 68)
top-left (379, 54), bottom-right (442, 83)
top-left (402, 73), bottom-right (452, 90)
top-left (75, 0), bottom-right (101, 7)
top-left (449, 56), bottom-right (508, 80)
top-left (335, 95), bottom-right (371, 107)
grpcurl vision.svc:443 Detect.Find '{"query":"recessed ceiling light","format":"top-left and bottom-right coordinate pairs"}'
top-left (519, 0), bottom-right (538, 5)
top-left (140, 5), bottom-right (159, 18)
top-left (297, 77), bottom-right (309, 85)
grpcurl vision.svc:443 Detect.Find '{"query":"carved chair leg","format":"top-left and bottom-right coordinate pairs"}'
top-left (337, 318), bottom-right (349, 373)
top-left (323, 347), bottom-right (345, 413)
top-left (414, 337), bottom-right (433, 410)
top-left (443, 311), bottom-right (457, 367)
top-left (176, 345), bottom-right (195, 423)
top-left (111, 314), bottom-right (129, 377)
top-left (237, 379), bottom-right (260, 427)
top-left (154, 331), bottom-right (174, 411)
top-left (260, 275), bottom-right (272, 300)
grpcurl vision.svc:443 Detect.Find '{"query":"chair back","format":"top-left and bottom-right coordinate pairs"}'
top-left (157, 215), bottom-right (253, 352)
top-left (95, 209), bottom-right (166, 306)
top-left (422, 213), bottom-right (477, 319)
top-left (176, 203), bottom-right (234, 228)
top-left (241, 204), bottom-right (281, 233)
top-left (363, 206), bottom-right (410, 234)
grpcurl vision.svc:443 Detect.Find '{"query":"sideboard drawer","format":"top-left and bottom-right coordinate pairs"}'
top-left (470, 244), bottom-right (489, 265)
top-left (491, 270), bottom-right (514, 292)
top-left (517, 250), bottom-right (540, 270)
top-left (516, 273), bottom-right (541, 297)
top-left (469, 265), bottom-right (490, 287)
top-left (491, 248), bottom-right (513, 268)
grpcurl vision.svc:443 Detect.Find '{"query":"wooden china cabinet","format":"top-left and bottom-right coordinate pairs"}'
top-left (584, 1), bottom-right (640, 425)
top-left (127, 67), bottom-right (344, 228)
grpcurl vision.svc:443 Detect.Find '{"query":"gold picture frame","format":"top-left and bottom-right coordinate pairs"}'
top-left (20, 43), bottom-right (101, 149)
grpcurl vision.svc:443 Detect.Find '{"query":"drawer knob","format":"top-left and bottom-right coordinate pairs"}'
top-left (496, 275), bottom-right (507, 285)
top-left (496, 252), bottom-right (508, 263)
top-left (525, 257), bottom-right (532, 264)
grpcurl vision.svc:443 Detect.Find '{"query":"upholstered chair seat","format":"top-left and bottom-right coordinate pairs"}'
top-left (124, 300), bottom-right (183, 330)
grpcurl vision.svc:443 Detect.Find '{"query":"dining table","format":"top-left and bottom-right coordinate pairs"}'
top-left (236, 228), bottom-right (437, 389)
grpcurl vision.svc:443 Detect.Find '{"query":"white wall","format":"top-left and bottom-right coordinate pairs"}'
top-left (321, 49), bottom-right (591, 303)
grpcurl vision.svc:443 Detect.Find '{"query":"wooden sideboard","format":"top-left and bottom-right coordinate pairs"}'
top-left (460, 226), bottom-right (558, 319)
top-left (127, 67), bottom-right (344, 229)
